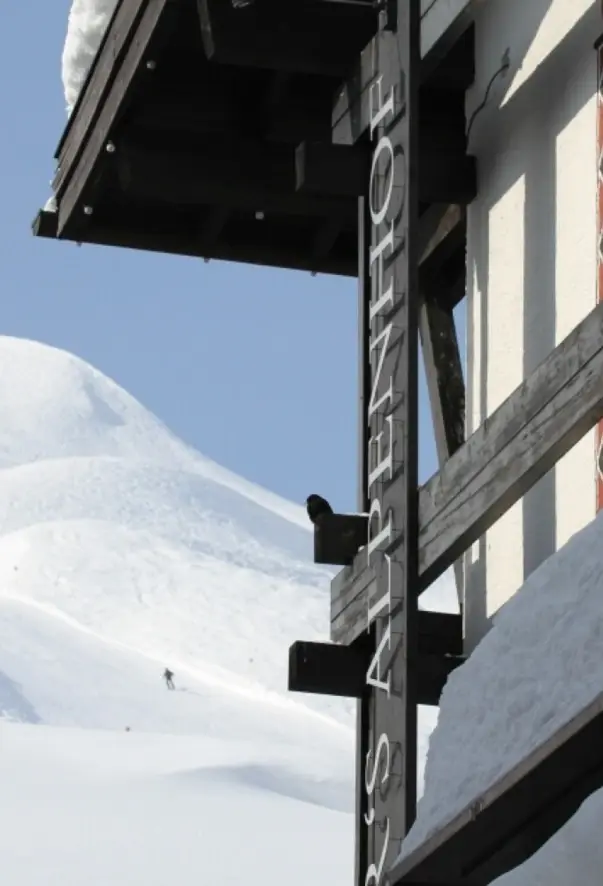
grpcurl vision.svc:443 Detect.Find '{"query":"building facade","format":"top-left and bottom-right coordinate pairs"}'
top-left (464, 0), bottom-right (601, 647)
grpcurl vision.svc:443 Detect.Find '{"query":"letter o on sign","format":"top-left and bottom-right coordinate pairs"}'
top-left (369, 136), bottom-right (395, 227)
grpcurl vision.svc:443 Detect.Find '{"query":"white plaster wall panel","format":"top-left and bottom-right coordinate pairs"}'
top-left (554, 59), bottom-right (598, 551)
top-left (464, 0), bottom-right (599, 646)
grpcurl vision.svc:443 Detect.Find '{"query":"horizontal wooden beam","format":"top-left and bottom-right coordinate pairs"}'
top-left (32, 209), bottom-right (357, 277)
top-left (332, 298), bottom-right (603, 644)
top-left (419, 296), bottom-right (603, 588)
top-left (296, 142), bottom-right (476, 205)
top-left (390, 689), bottom-right (603, 885)
top-left (313, 513), bottom-right (368, 567)
top-left (289, 614), bottom-right (464, 705)
top-left (128, 82), bottom-right (333, 146)
top-left (198, 0), bottom-right (376, 78)
top-left (115, 140), bottom-right (357, 221)
top-left (288, 641), bottom-right (366, 698)
top-left (295, 142), bottom-right (368, 198)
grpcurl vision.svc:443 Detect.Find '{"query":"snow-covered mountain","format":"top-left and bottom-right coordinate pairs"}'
top-left (0, 334), bottom-right (354, 729)
top-left (0, 334), bottom-right (363, 886)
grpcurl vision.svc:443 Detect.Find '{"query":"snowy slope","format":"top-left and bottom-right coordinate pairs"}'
top-left (0, 723), bottom-right (354, 886)
top-left (0, 335), bottom-right (353, 725)
top-left (0, 334), bottom-right (357, 884)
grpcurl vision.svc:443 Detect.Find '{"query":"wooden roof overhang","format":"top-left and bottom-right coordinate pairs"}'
top-left (32, 0), bottom-right (477, 277)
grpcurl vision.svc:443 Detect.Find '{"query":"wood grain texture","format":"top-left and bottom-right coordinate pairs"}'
top-left (333, 299), bottom-right (603, 644)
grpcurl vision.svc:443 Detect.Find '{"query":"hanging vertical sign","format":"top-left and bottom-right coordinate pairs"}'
top-left (359, 2), bottom-right (420, 885)
top-left (596, 40), bottom-right (603, 510)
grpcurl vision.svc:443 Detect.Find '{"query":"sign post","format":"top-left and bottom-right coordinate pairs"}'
top-left (359, 3), bottom-right (420, 884)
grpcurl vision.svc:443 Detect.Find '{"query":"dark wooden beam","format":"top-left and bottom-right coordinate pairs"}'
top-left (288, 641), bottom-right (366, 698)
top-left (34, 210), bottom-right (357, 277)
top-left (420, 153), bottom-right (476, 205)
top-left (418, 203), bottom-right (464, 266)
top-left (297, 142), bottom-right (476, 205)
top-left (311, 218), bottom-right (344, 266)
top-left (115, 140), bottom-right (358, 221)
top-left (419, 296), bottom-right (603, 589)
top-left (422, 24), bottom-right (475, 91)
top-left (419, 273), bottom-right (466, 608)
top-left (420, 0), bottom-right (476, 80)
top-left (198, 205), bottom-right (230, 256)
top-left (128, 86), bottom-right (333, 146)
top-left (331, 298), bottom-right (603, 645)
top-left (419, 286), bottom-right (465, 463)
top-left (289, 613), bottom-right (464, 706)
top-left (390, 690), bottom-right (603, 885)
top-left (314, 513), bottom-right (368, 567)
top-left (197, 0), bottom-right (377, 77)
top-left (417, 653), bottom-right (465, 707)
top-left (296, 141), bottom-right (368, 198)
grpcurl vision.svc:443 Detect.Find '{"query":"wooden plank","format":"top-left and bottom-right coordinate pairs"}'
top-left (418, 204), bottom-right (464, 266)
top-left (288, 641), bottom-right (464, 706)
top-left (296, 142), bottom-right (475, 204)
top-left (419, 297), bottom-right (603, 588)
top-left (419, 280), bottom-right (466, 606)
top-left (57, 0), bottom-right (171, 237)
top-left (313, 513), bottom-right (368, 567)
top-left (331, 298), bottom-right (603, 645)
top-left (333, 0), bottom-right (478, 146)
top-left (355, 6), bottom-right (421, 885)
top-left (419, 289), bottom-right (465, 463)
top-left (115, 140), bottom-right (358, 221)
top-left (390, 690), bottom-right (603, 886)
top-left (198, 0), bottom-right (376, 77)
top-left (54, 0), bottom-right (148, 195)
top-left (35, 212), bottom-right (358, 277)
top-left (295, 141), bottom-right (369, 198)
top-left (288, 641), bottom-right (367, 698)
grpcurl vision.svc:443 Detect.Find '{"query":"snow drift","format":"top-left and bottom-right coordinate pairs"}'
top-left (399, 505), bottom-right (603, 884)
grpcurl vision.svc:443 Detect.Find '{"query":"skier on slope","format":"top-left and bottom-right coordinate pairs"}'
top-left (163, 668), bottom-right (175, 690)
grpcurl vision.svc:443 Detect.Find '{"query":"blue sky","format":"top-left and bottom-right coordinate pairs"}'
top-left (2, 4), bottom-right (465, 512)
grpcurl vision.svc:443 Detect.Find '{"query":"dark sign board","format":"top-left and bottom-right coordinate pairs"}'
top-left (358, 3), bottom-right (420, 885)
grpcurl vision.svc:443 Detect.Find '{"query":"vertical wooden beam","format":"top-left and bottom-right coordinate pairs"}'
top-left (357, 4), bottom-right (420, 885)
top-left (419, 270), bottom-right (466, 606)
top-left (596, 40), bottom-right (603, 511)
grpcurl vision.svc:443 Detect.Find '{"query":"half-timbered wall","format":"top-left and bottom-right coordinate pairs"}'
top-left (465, 0), bottom-right (599, 648)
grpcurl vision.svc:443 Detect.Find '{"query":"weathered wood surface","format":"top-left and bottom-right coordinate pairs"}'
top-left (419, 296), bottom-right (603, 587)
top-left (332, 0), bottom-right (479, 146)
top-left (57, 0), bottom-right (171, 237)
top-left (332, 298), bottom-right (603, 644)
top-left (355, 4), bottom-right (421, 883)
top-left (419, 275), bottom-right (466, 606)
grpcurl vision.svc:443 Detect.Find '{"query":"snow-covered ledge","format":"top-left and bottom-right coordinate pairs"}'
top-left (62, 0), bottom-right (119, 114)
top-left (398, 508), bottom-right (603, 864)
